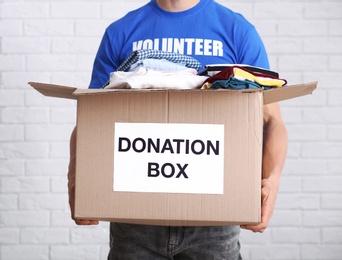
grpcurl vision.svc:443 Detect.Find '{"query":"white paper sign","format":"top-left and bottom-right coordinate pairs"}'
top-left (113, 123), bottom-right (224, 194)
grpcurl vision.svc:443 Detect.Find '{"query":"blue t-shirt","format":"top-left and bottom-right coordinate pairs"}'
top-left (89, 0), bottom-right (269, 89)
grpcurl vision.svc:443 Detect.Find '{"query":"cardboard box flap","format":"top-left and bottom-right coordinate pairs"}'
top-left (72, 88), bottom-right (166, 95)
top-left (29, 81), bottom-right (317, 103)
top-left (28, 82), bottom-right (77, 100)
top-left (263, 81), bottom-right (317, 105)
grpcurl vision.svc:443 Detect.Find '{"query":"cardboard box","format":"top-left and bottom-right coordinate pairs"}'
top-left (29, 81), bottom-right (317, 226)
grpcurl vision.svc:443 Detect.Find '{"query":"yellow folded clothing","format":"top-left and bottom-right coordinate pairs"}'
top-left (233, 67), bottom-right (286, 88)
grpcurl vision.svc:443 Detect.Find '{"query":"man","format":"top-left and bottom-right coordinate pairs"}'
top-left (68, 0), bottom-right (288, 259)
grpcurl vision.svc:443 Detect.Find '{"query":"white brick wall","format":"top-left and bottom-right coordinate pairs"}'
top-left (0, 0), bottom-right (341, 259)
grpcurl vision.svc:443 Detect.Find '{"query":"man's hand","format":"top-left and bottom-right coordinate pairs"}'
top-left (69, 184), bottom-right (99, 226)
top-left (240, 177), bottom-right (279, 233)
top-left (241, 103), bottom-right (287, 233)
top-left (68, 127), bottom-right (99, 226)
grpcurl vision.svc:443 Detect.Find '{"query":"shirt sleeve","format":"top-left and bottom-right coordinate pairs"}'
top-left (89, 29), bottom-right (118, 89)
top-left (237, 26), bottom-right (270, 70)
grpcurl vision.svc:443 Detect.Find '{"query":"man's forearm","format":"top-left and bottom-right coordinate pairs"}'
top-left (68, 127), bottom-right (77, 194)
top-left (262, 103), bottom-right (288, 183)
top-left (241, 103), bottom-right (288, 232)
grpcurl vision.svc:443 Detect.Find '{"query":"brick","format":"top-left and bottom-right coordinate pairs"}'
top-left (278, 55), bottom-right (327, 72)
top-left (322, 227), bottom-right (342, 243)
top-left (52, 37), bottom-right (100, 54)
top-left (303, 107), bottom-right (342, 124)
top-left (101, 2), bottom-right (147, 20)
top-left (280, 92), bottom-right (321, 108)
top-left (329, 55), bottom-right (342, 72)
top-left (276, 193), bottom-right (320, 210)
top-left (254, 3), bottom-right (303, 19)
top-left (100, 245), bottom-right (111, 260)
top-left (51, 72), bottom-right (92, 88)
top-left (253, 21), bottom-right (277, 37)
top-left (301, 245), bottom-right (342, 260)
top-left (0, 54), bottom-right (25, 71)
top-left (304, 37), bottom-right (342, 54)
top-left (0, 176), bottom-right (50, 193)
top-left (264, 38), bottom-right (302, 55)
top-left (0, 125), bottom-right (24, 141)
top-left (270, 210), bottom-right (302, 227)
top-left (303, 211), bottom-right (342, 227)
top-left (49, 142), bottom-right (70, 159)
top-left (230, 4), bottom-right (254, 21)
top-left (278, 176), bottom-right (302, 193)
top-left (329, 20), bottom-right (342, 36)
top-left (24, 20), bottom-right (74, 36)
top-left (0, 228), bottom-right (20, 244)
top-left (25, 159), bottom-right (69, 176)
top-left (2, 72), bottom-right (51, 89)
top-left (51, 177), bottom-right (68, 193)
top-left (51, 3), bottom-right (101, 19)
top-left (0, 194), bottom-right (18, 210)
top-left (50, 108), bottom-right (77, 124)
top-left (0, 210), bottom-right (49, 227)
top-left (282, 107), bottom-right (303, 124)
top-left (303, 176), bottom-right (342, 192)
top-left (1, 108), bottom-right (49, 124)
top-left (0, 90), bottom-right (25, 106)
top-left (0, 160), bottom-right (24, 176)
top-left (303, 71), bottom-right (341, 86)
top-left (75, 54), bottom-right (96, 71)
top-left (26, 54), bottom-right (77, 72)
top-left (50, 245), bottom-right (99, 260)
top-left (2, 37), bottom-right (50, 54)
top-left (0, 20), bottom-right (23, 36)
top-left (20, 228), bottom-right (69, 244)
top-left (287, 124), bottom-right (326, 141)
top-left (18, 194), bottom-right (68, 210)
top-left (282, 159), bottom-right (326, 175)
top-left (271, 227), bottom-right (320, 244)
top-left (25, 124), bottom-right (74, 141)
top-left (1, 245), bottom-right (49, 260)
top-left (302, 143), bottom-right (342, 159)
top-left (71, 227), bottom-right (109, 244)
top-left (75, 20), bottom-right (109, 36)
top-left (25, 90), bottom-right (76, 107)
top-left (327, 160), bottom-right (342, 175)
top-left (322, 194), bottom-right (342, 209)
top-left (1, 3), bottom-right (49, 18)
top-left (328, 90), bottom-right (342, 106)
top-left (267, 55), bottom-right (278, 72)
top-left (279, 21), bottom-right (328, 36)
top-left (50, 211), bottom-right (76, 227)
top-left (0, 142), bottom-right (49, 159)
top-left (305, 3), bottom-right (342, 19)
top-left (279, 73), bottom-right (302, 87)
top-left (328, 126), bottom-right (342, 141)
top-left (286, 142), bottom-right (301, 159)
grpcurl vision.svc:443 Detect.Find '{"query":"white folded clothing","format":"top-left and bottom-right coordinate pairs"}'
top-left (105, 67), bottom-right (208, 90)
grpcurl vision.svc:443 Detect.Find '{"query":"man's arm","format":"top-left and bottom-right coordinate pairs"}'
top-left (68, 127), bottom-right (99, 225)
top-left (241, 102), bottom-right (288, 233)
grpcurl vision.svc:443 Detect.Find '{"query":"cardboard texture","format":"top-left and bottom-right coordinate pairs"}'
top-left (28, 81), bottom-right (317, 226)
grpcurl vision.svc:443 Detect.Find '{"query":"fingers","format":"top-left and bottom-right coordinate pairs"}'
top-left (240, 220), bottom-right (268, 233)
top-left (69, 187), bottom-right (99, 226)
top-left (241, 179), bottom-right (275, 233)
top-left (74, 219), bottom-right (99, 226)
top-left (240, 212), bottom-right (270, 233)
